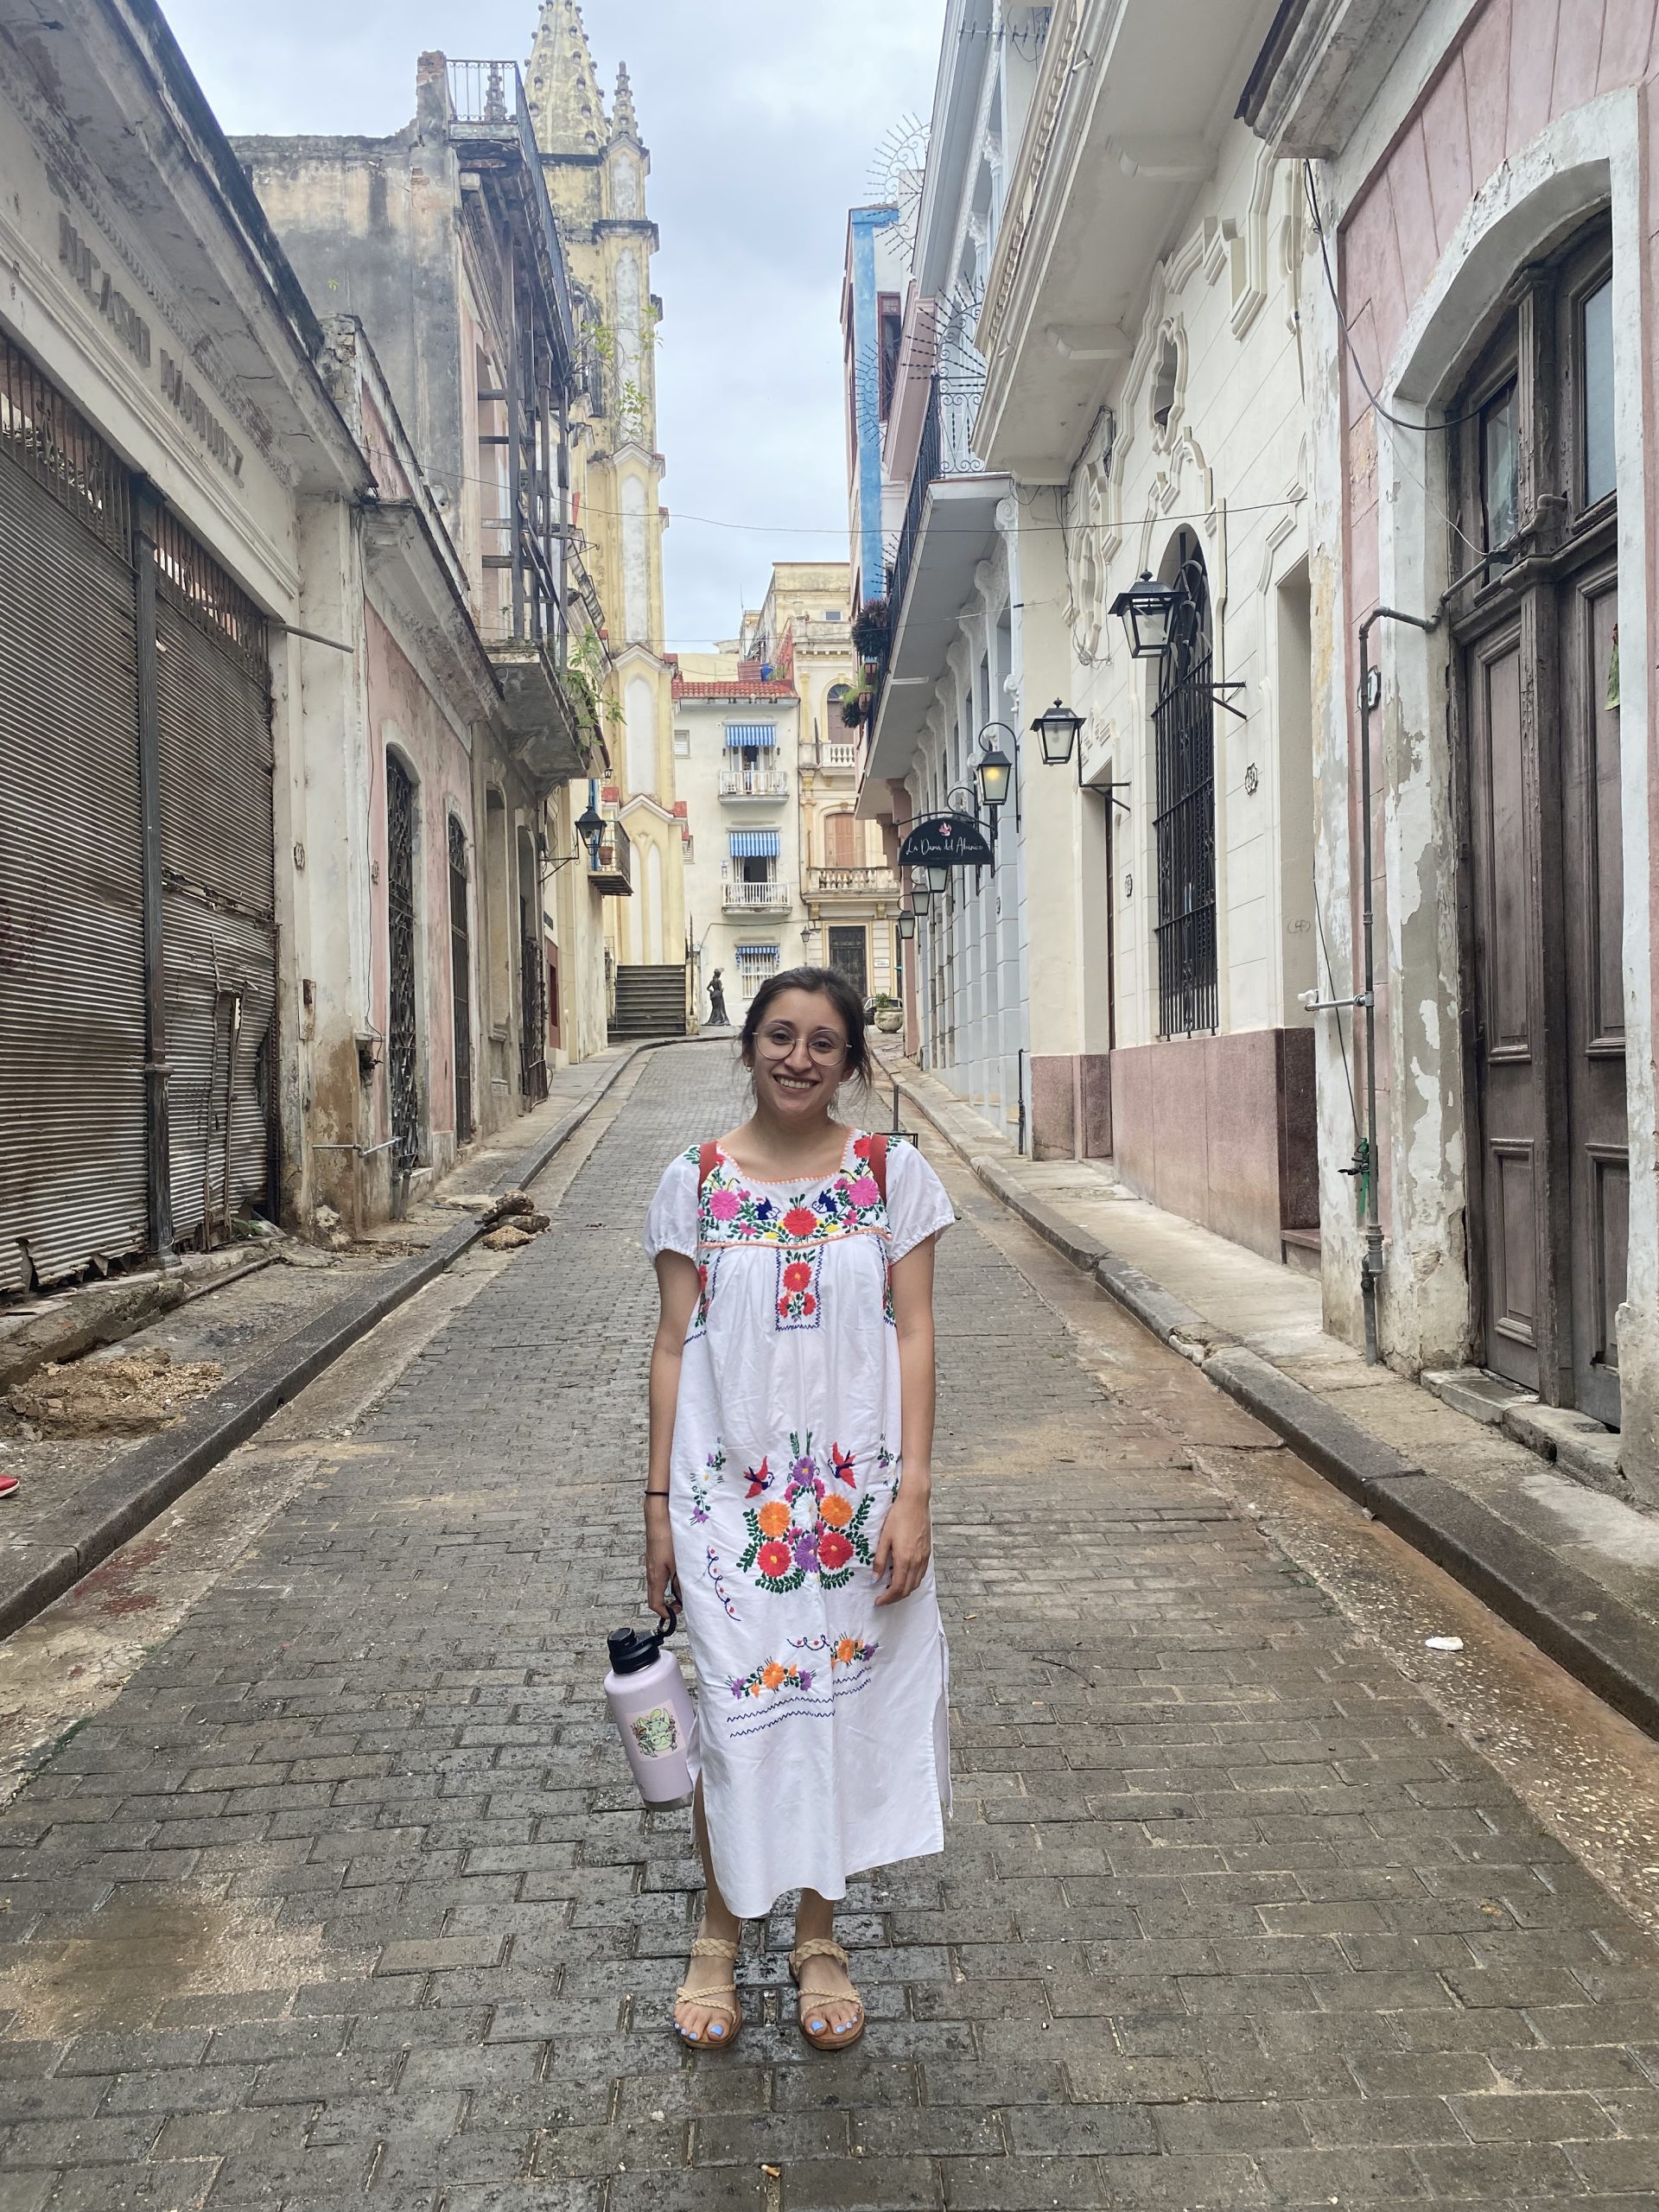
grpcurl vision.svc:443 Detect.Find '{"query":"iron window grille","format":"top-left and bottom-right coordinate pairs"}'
top-left (1152, 544), bottom-right (1219, 1039)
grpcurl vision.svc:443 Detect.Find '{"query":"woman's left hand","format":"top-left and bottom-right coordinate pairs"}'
top-left (873, 1485), bottom-right (932, 1606)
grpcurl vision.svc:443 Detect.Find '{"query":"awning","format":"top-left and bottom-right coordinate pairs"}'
top-left (728, 830), bottom-right (779, 859)
top-left (734, 942), bottom-right (779, 955)
top-left (725, 722), bottom-right (778, 748)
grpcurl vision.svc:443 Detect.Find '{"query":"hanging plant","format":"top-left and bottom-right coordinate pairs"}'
top-left (840, 684), bottom-right (873, 729)
top-left (850, 598), bottom-right (890, 657)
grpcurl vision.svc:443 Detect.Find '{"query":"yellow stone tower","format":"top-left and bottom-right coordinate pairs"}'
top-left (526, 2), bottom-right (686, 995)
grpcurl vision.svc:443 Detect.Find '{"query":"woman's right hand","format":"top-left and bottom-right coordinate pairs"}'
top-left (645, 1497), bottom-right (678, 1622)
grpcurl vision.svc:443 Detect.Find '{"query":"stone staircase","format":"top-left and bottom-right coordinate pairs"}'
top-left (608, 963), bottom-right (689, 1042)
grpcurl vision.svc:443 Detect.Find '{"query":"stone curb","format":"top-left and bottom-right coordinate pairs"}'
top-left (0, 1039), bottom-right (665, 1643)
top-left (887, 1061), bottom-right (1659, 1743)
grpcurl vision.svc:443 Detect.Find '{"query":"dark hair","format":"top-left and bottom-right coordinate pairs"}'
top-left (740, 965), bottom-right (874, 1089)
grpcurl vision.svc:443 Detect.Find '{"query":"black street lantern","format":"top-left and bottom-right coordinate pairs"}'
top-left (911, 880), bottom-right (933, 916)
top-left (576, 801), bottom-right (607, 853)
top-left (895, 907), bottom-right (917, 942)
top-left (923, 861), bottom-right (950, 893)
top-left (1109, 570), bottom-right (1179, 659)
top-left (976, 737), bottom-right (1013, 810)
top-left (1031, 697), bottom-right (1085, 766)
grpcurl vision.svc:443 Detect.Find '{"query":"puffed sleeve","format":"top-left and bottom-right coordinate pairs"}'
top-left (643, 1148), bottom-right (700, 1261)
top-left (885, 1137), bottom-right (956, 1262)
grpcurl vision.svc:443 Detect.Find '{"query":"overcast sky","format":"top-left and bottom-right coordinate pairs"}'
top-left (162, 0), bottom-right (942, 646)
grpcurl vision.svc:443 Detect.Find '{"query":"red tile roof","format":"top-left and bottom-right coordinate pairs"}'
top-left (671, 677), bottom-right (797, 701)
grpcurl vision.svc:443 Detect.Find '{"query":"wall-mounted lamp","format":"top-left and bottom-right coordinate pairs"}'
top-left (543, 801), bottom-right (608, 874)
top-left (895, 907), bottom-right (917, 942)
top-left (911, 880), bottom-right (933, 917)
top-left (1108, 571), bottom-right (1179, 660)
top-left (975, 724), bottom-right (1014, 812)
top-left (1031, 698), bottom-right (1085, 766)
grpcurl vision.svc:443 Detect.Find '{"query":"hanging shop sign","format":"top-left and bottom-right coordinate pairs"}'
top-left (898, 810), bottom-right (994, 870)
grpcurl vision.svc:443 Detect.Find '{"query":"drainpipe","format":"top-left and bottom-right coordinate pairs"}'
top-left (1354, 604), bottom-right (1438, 1363)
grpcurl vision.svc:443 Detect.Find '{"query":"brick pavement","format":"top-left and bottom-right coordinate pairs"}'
top-left (0, 1042), bottom-right (1655, 2210)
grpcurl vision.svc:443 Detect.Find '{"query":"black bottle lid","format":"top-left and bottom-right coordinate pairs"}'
top-left (607, 1606), bottom-right (678, 1676)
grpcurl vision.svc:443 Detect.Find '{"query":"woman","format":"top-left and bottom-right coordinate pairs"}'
top-left (643, 966), bottom-right (954, 2050)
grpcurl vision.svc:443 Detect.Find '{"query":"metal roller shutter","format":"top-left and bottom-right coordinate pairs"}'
top-left (0, 347), bottom-right (149, 1293)
top-left (153, 515), bottom-right (276, 1243)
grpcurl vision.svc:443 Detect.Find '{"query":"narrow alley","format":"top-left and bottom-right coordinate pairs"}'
top-left (0, 1043), bottom-right (1655, 2211)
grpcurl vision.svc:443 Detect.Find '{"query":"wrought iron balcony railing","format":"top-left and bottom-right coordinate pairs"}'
top-left (870, 372), bottom-right (942, 728)
top-left (445, 61), bottom-right (575, 360)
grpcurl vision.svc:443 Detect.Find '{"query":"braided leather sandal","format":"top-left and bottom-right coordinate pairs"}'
top-left (673, 1935), bottom-right (741, 2048)
top-left (788, 1937), bottom-right (865, 2050)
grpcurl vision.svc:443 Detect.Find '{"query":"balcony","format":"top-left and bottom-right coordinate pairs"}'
top-left (723, 880), bottom-right (792, 912)
top-left (718, 766), bottom-right (789, 800)
top-left (588, 817), bottom-right (632, 896)
top-left (805, 867), bottom-right (899, 899)
top-left (446, 61), bottom-right (575, 365)
top-left (866, 373), bottom-right (1010, 786)
top-left (491, 636), bottom-right (597, 788)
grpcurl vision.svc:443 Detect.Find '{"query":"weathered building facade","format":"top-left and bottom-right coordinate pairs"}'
top-left (1246, 0), bottom-right (1659, 1497)
top-left (969, 0), bottom-right (1317, 1259)
top-left (0, 0), bottom-right (372, 1282)
top-left (530, 1), bottom-right (687, 1021)
top-left (237, 47), bottom-right (620, 1213)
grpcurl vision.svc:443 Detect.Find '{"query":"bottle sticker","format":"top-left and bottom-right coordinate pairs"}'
top-left (631, 1704), bottom-right (680, 1758)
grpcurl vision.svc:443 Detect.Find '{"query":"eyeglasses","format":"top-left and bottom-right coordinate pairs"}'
top-left (757, 1026), bottom-right (849, 1065)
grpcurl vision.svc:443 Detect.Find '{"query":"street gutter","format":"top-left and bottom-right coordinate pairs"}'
top-left (0, 1039), bottom-right (664, 1643)
top-left (891, 1063), bottom-right (1659, 1744)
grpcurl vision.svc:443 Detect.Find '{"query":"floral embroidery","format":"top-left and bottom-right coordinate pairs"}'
top-left (775, 1245), bottom-right (823, 1330)
top-left (690, 1445), bottom-right (725, 1528)
top-left (728, 1657), bottom-right (816, 1698)
top-left (703, 1546), bottom-right (741, 1621)
top-left (734, 1429), bottom-right (877, 1592)
top-left (696, 1142), bottom-right (889, 1249)
top-left (790, 1632), bottom-right (879, 1670)
top-left (688, 1253), bottom-right (718, 1339)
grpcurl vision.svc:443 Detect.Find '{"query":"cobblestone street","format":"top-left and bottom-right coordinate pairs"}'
top-left (0, 1042), bottom-right (1656, 2210)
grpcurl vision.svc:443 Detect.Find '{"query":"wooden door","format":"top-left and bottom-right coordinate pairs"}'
top-left (1465, 620), bottom-right (1542, 1390)
top-left (1454, 225), bottom-right (1625, 1423)
top-left (1560, 560), bottom-right (1626, 1421)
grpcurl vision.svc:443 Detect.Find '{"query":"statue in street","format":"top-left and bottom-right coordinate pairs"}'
top-left (708, 969), bottom-right (728, 1027)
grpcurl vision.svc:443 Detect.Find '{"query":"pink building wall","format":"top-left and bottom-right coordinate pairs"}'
top-left (1330, 0), bottom-right (1659, 1426)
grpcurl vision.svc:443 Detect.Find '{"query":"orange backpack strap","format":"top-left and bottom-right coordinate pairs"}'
top-left (698, 1141), bottom-right (720, 1195)
top-left (870, 1133), bottom-right (889, 1206)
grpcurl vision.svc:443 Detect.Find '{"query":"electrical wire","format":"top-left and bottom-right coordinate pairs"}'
top-left (1302, 162), bottom-right (1489, 436)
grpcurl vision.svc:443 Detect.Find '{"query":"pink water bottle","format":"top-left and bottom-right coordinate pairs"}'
top-left (604, 1608), bottom-right (697, 1806)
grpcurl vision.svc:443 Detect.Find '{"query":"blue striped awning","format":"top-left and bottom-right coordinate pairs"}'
top-left (725, 722), bottom-right (778, 748)
top-left (728, 830), bottom-right (779, 859)
top-left (734, 943), bottom-right (779, 957)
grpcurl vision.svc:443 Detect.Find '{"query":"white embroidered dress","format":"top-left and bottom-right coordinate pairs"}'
top-left (644, 1132), bottom-right (956, 1920)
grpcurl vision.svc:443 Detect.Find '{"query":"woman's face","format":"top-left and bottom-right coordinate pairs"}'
top-left (749, 988), bottom-right (850, 1121)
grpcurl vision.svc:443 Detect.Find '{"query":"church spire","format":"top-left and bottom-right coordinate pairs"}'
top-left (525, 0), bottom-right (607, 156)
top-left (610, 61), bottom-right (639, 143)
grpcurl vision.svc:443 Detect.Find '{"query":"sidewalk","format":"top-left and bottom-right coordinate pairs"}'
top-left (0, 1045), bottom-right (650, 1640)
top-left (882, 1047), bottom-right (1659, 1739)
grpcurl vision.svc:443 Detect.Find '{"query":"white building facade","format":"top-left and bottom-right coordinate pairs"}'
top-left (675, 662), bottom-right (806, 1024)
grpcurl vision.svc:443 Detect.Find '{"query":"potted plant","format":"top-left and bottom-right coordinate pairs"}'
top-left (871, 992), bottom-right (903, 1034)
top-left (839, 683), bottom-right (873, 729)
top-left (851, 597), bottom-right (891, 658)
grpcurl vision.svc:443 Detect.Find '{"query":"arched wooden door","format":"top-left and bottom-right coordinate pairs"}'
top-left (1453, 223), bottom-right (1625, 1423)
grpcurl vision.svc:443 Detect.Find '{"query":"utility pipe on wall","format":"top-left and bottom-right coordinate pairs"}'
top-left (1355, 604), bottom-right (1439, 1364)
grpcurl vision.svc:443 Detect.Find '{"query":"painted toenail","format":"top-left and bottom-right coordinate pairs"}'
top-left (709, 2023), bottom-right (725, 2037)
top-left (809, 2018), bottom-right (825, 2031)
